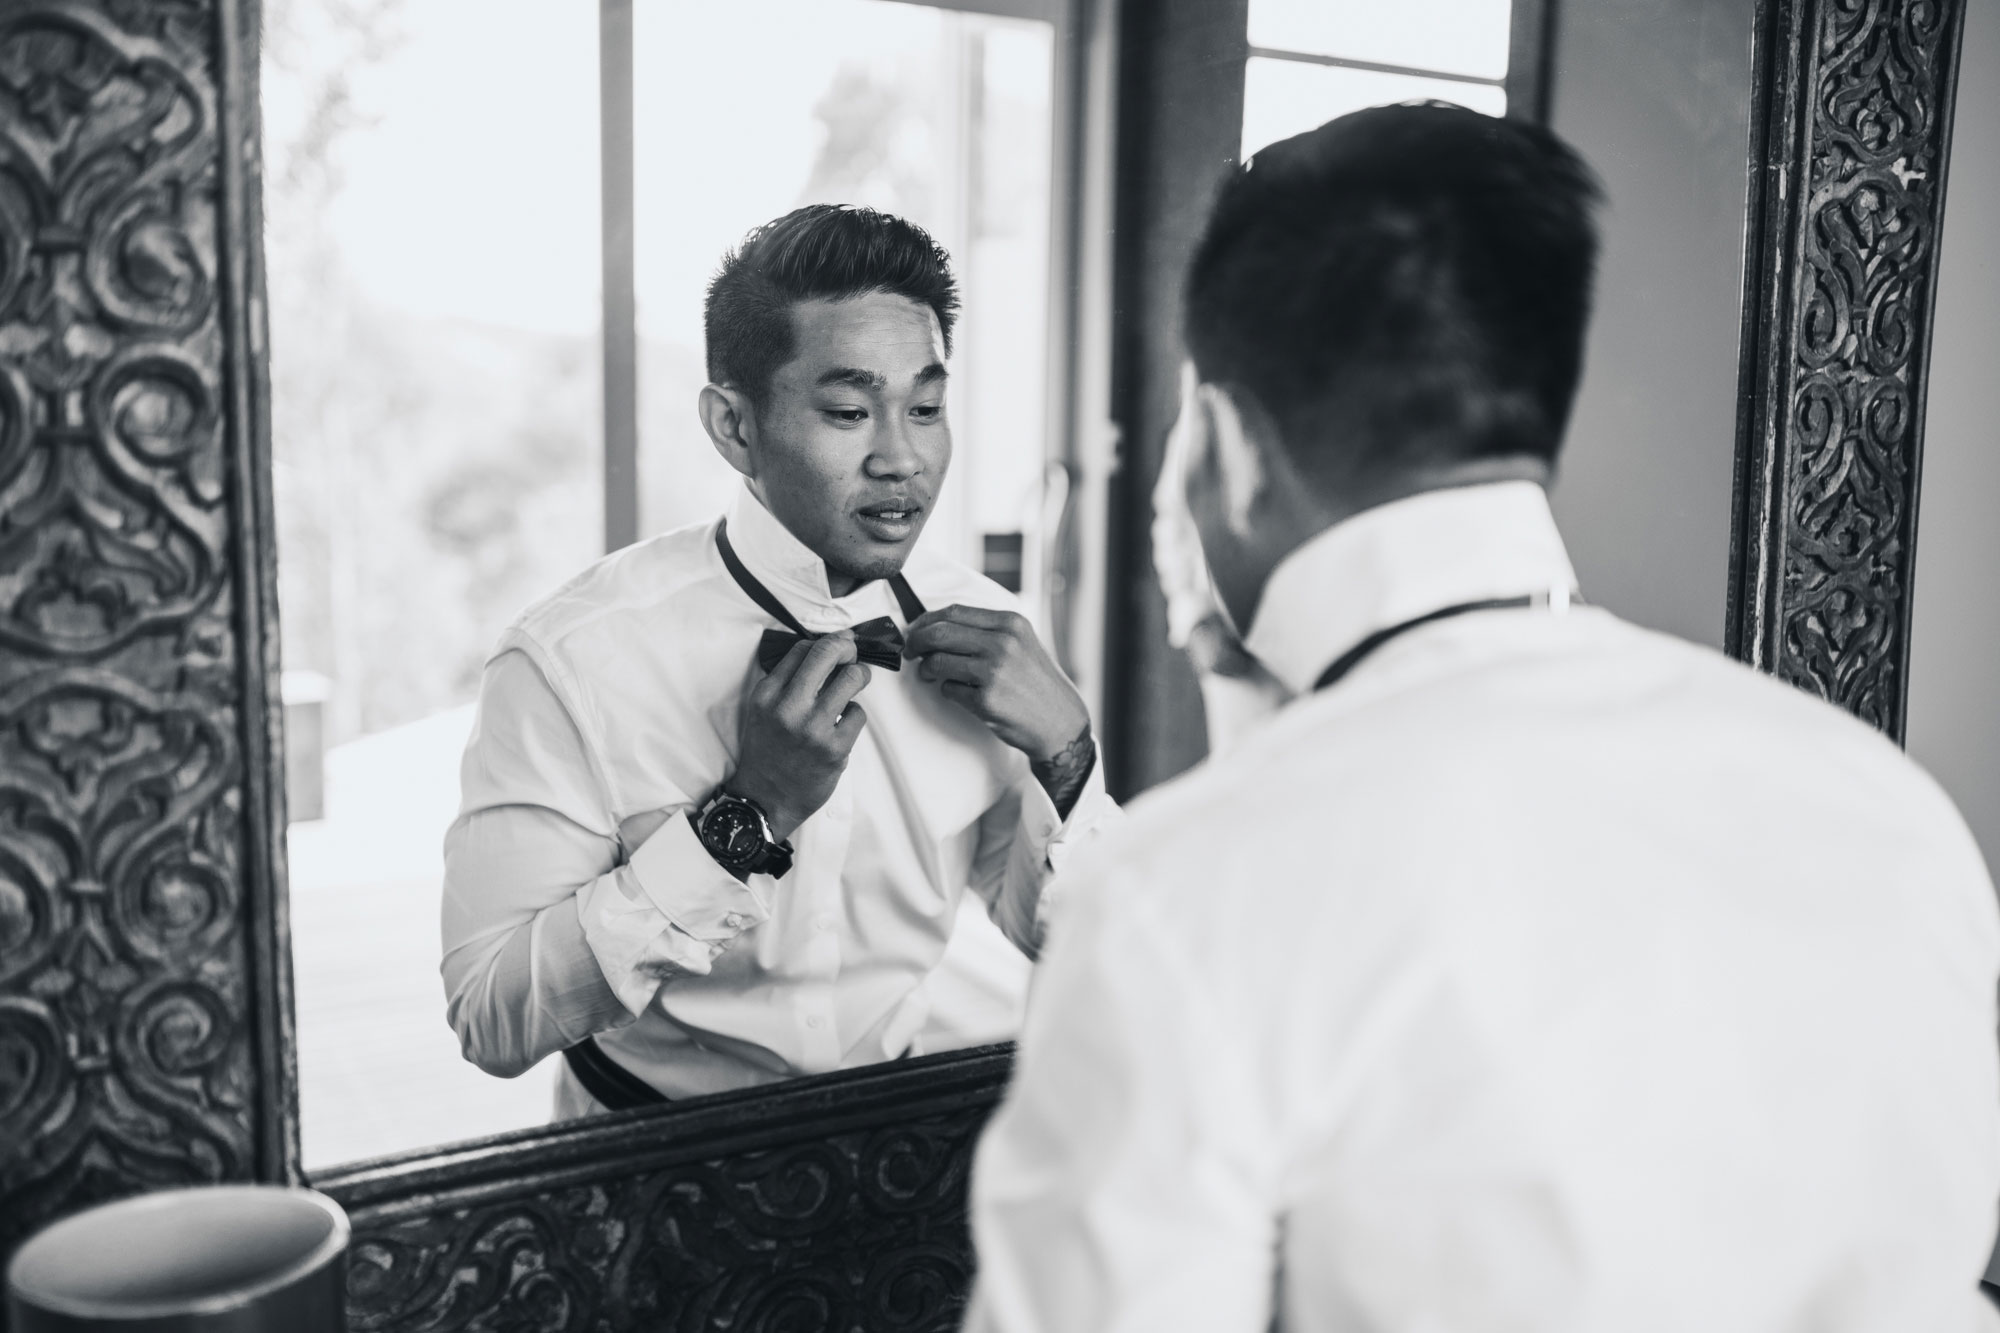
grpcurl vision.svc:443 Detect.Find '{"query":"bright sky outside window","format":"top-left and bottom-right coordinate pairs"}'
top-left (1243, 0), bottom-right (1513, 158)
top-left (632, 1), bottom-right (1057, 599)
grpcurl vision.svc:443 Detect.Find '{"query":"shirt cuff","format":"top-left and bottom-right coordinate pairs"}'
top-left (575, 810), bottom-right (771, 1017)
top-left (627, 808), bottom-right (772, 939)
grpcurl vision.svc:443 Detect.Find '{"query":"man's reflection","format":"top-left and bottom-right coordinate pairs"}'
top-left (439, 205), bottom-right (1115, 1115)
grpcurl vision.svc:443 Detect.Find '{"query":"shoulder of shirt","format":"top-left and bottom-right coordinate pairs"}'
top-left (498, 519), bottom-right (720, 661)
top-left (1064, 610), bottom-right (1980, 921)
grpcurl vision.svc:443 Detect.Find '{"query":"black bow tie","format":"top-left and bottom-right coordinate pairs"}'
top-left (756, 619), bottom-right (906, 673)
top-left (717, 519), bottom-right (927, 674)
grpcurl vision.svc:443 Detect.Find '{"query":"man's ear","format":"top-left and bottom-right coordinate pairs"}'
top-left (699, 384), bottom-right (758, 479)
top-left (1196, 382), bottom-right (1269, 540)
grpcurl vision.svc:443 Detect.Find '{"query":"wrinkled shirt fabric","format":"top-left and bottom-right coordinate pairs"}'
top-left (442, 486), bottom-right (1115, 1108)
top-left (965, 481), bottom-right (2000, 1333)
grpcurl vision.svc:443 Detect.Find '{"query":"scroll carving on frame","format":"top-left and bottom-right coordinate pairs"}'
top-left (319, 1049), bottom-right (1013, 1333)
top-left (1729, 0), bottom-right (1968, 740)
top-left (0, 0), bottom-right (289, 1267)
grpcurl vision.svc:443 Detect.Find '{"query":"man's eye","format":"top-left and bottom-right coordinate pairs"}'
top-left (911, 404), bottom-right (943, 421)
top-left (825, 408), bottom-right (867, 424)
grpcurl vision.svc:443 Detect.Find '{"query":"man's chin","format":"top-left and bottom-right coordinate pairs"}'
top-left (830, 525), bottom-right (928, 587)
top-left (832, 549), bottom-right (913, 587)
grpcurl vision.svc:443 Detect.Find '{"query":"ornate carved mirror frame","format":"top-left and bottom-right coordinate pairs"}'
top-left (0, 0), bottom-right (1969, 1328)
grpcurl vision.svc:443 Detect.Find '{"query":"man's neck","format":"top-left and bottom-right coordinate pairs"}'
top-left (1311, 455), bottom-right (1555, 533)
top-left (1227, 455), bottom-right (1554, 635)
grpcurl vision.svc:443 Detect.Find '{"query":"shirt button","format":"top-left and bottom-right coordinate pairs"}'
top-left (814, 915), bottom-right (835, 932)
top-left (723, 913), bottom-right (747, 929)
top-left (805, 1015), bottom-right (825, 1030)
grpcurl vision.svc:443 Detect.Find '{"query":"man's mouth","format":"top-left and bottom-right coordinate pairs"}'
top-left (856, 500), bottom-right (925, 541)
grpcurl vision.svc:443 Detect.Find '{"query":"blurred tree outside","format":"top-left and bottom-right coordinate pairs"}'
top-left (264, 0), bottom-right (599, 752)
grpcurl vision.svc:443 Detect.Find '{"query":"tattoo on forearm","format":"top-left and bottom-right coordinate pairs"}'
top-left (1032, 725), bottom-right (1096, 821)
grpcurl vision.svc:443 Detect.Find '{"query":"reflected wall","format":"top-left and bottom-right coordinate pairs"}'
top-left (1545, 0), bottom-right (1754, 652)
top-left (1907, 0), bottom-right (2000, 872)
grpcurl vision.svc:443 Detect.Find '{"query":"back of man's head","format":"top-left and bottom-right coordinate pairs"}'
top-left (705, 204), bottom-right (960, 408)
top-left (1184, 102), bottom-right (1602, 494)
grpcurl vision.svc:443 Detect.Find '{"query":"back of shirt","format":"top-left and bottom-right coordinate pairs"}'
top-left (968, 605), bottom-right (2000, 1333)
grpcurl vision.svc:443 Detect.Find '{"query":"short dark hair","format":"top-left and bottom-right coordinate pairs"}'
top-left (1184, 102), bottom-right (1603, 485)
top-left (705, 204), bottom-right (960, 404)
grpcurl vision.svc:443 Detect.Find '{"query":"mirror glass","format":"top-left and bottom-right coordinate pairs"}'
top-left (1540, 0), bottom-right (1753, 655)
top-left (1907, 1), bottom-right (2000, 888)
top-left (265, 0), bottom-right (605, 1167)
top-left (265, 0), bottom-right (1762, 1174)
top-left (267, 0), bottom-right (1058, 1169)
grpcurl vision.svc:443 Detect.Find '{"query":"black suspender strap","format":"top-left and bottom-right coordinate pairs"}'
top-left (715, 518), bottom-right (926, 627)
top-left (563, 1036), bottom-right (669, 1111)
top-left (1313, 596), bottom-right (1541, 693)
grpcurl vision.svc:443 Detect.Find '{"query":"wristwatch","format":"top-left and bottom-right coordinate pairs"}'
top-left (695, 789), bottom-right (794, 878)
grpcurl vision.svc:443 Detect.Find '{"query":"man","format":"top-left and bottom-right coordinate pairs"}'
top-left (441, 204), bottom-right (1113, 1113)
top-left (965, 104), bottom-right (2000, 1330)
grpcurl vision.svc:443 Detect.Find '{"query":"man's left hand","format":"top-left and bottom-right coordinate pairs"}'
top-left (905, 605), bottom-right (1090, 765)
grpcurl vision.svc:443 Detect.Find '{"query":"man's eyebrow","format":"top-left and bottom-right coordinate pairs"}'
top-left (815, 367), bottom-right (887, 391)
top-left (812, 363), bottom-right (949, 392)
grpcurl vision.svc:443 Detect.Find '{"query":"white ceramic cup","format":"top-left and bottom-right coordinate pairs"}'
top-left (6, 1186), bottom-right (349, 1333)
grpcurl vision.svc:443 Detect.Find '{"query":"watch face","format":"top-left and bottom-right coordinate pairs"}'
top-left (703, 801), bottom-right (762, 864)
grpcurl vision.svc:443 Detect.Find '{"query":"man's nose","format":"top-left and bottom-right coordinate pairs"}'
top-left (864, 417), bottom-right (925, 479)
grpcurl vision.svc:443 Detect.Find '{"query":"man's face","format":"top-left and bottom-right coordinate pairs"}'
top-left (748, 293), bottom-right (951, 592)
top-left (1176, 366), bottom-right (1263, 636)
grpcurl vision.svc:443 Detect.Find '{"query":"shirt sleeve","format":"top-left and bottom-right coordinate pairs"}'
top-left (440, 646), bottom-right (770, 1077)
top-left (962, 869), bottom-right (1278, 1333)
top-left (968, 738), bottom-right (1119, 957)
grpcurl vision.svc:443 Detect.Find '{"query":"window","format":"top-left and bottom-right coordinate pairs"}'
top-left (264, 0), bottom-right (604, 1167)
top-left (1242, 0), bottom-right (1514, 158)
top-left (630, 1), bottom-right (1060, 602)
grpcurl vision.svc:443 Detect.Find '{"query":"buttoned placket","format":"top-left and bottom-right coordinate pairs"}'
top-left (723, 493), bottom-right (924, 1073)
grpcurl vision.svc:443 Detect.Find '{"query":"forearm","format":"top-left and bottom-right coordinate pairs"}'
top-left (1031, 724), bottom-right (1097, 821)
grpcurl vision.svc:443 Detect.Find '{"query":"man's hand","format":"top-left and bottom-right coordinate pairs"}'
top-left (905, 606), bottom-right (1092, 767)
top-left (728, 633), bottom-right (872, 842)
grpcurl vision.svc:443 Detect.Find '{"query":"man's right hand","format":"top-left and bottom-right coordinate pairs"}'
top-left (725, 632), bottom-right (872, 842)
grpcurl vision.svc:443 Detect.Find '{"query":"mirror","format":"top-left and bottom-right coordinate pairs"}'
top-left (262, 0), bottom-right (1759, 1174)
top-left (1908, 0), bottom-right (1999, 900)
top-left (265, 0), bottom-right (1062, 1168)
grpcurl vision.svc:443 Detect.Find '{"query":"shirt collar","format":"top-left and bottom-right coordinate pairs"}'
top-left (724, 483), bottom-right (895, 631)
top-left (1243, 480), bottom-right (1579, 696)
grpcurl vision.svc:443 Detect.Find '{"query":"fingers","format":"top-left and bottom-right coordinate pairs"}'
top-left (751, 636), bottom-right (814, 705)
top-left (778, 632), bottom-right (857, 718)
top-left (937, 680), bottom-right (979, 711)
top-left (904, 618), bottom-right (994, 658)
top-left (808, 661), bottom-right (873, 730)
top-left (906, 603), bottom-right (1018, 644)
top-left (914, 650), bottom-right (989, 688)
top-left (828, 700), bottom-right (868, 747)
top-left (905, 605), bottom-right (1026, 659)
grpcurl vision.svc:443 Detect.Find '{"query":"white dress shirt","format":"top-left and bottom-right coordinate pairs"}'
top-left (441, 485), bottom-right (1115, 1107)
top-left (967, 481), bottom-right (2000, 1332)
